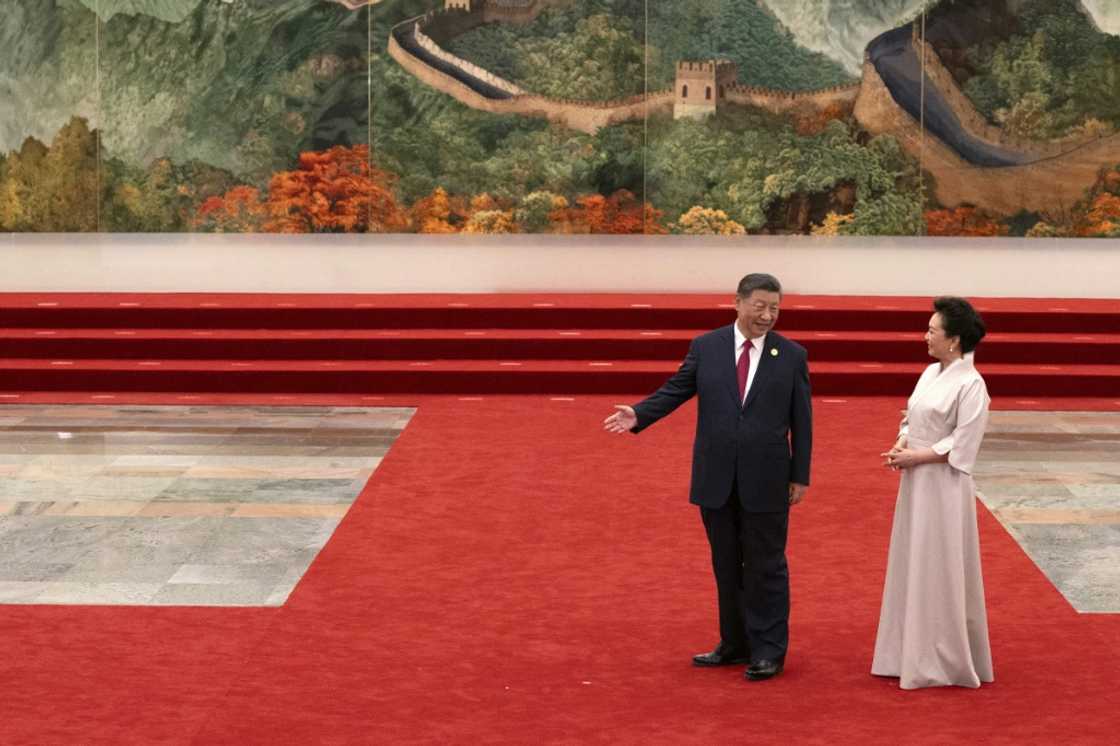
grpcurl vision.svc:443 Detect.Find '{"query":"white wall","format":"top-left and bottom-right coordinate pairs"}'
top-left (3, 232), bottom-right (1119, 298)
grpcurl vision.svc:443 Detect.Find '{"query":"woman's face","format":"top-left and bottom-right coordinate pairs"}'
top-left (925, 312), bottom-right (958, 360)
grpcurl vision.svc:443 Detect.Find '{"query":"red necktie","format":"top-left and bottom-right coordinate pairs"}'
top-left (737, 342), bottom-right (750, 404)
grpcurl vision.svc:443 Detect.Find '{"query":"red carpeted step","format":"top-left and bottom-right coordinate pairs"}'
top-left (0, 358), bottom-right (1115, 396)
top-left (0, 293), bottom-right (1116, 397)
top-left (0, 328), bottom-right (700, 360)
top-left (3, 328), bottom-right (1119, 364)
top-left (1, 293), bottom-right (1116, 332)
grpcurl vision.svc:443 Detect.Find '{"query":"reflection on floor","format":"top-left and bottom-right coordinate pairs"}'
top-left (975, 411), bottom-right (1120, 613)
top-left (0, 405), bottom-right (414, 606)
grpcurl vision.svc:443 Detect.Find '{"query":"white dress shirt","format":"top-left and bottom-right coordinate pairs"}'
top-left (733, 323), bottom-right (765, 404)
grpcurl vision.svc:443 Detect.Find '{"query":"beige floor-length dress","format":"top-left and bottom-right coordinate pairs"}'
top-left (872, 354), bottom-right (994, 689)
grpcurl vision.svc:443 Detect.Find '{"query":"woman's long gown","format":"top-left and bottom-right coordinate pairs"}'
top-left (871, 354), bottom-right (994, 689)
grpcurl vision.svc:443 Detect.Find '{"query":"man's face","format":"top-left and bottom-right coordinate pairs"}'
top-left (735, 289), bottom-right (781, 339)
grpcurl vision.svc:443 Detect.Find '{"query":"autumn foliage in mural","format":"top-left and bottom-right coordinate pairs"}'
top-left (924, 207), bottom-right (1010, 237)
top-left (195, 145), bottom-right (407, 233)
top-left (9, 121), bottom-right (1113, 238)
top-left (793, 102), bottom-right (850, 137)
top-left (1023, 166), bottom-right (1120, 237)
top-left (266, 146), bottom-right (407, 233)
top-left (676, 207), bottom-right (747, 235)
top-left (410, 187), bottom-right (464, 234)
top-left (1075, 166), bottom-right (1120, 237)
top-left (566, 190), bottom-right (667, 235)
top-left (0, 117), bottom-right (98, 232)
top-left (194, 186), bottom-right (267, 233)
top-left (192, 147), bottom-right (666, 234)
top-left (1083, 193), bottom-right (1120, 236)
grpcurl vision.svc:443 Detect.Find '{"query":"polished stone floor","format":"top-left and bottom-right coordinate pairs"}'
top-left (0, 405), bottom-right (413, 606)
top-left (975, 411), bottom-right (1120, 613)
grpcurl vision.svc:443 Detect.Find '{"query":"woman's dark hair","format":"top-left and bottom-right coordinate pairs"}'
top-left (933, 296), bottom-right (986, 353)
top-left (737, 273), bottom-right (782, 298)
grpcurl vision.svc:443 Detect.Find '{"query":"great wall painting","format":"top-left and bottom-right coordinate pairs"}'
top-left (2, 0), bottom-right (1120, 237)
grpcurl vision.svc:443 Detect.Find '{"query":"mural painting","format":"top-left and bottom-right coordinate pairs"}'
top-left (0, 0), bottom-right (1118, 237)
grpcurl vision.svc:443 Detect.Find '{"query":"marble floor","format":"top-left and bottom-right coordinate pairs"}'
top-left (0, 405), bottom-right (414, 606)
top-left (975, 410), bottom-right (1120, 613)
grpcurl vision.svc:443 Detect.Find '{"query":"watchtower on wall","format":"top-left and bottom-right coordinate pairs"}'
top-left (445, 0), bottom-right (474, 11)
top-left (674, 60), bottom-right (738, 120)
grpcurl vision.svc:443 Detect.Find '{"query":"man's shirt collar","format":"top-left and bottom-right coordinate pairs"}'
top-left (734, 323), bottom-right (765, 351)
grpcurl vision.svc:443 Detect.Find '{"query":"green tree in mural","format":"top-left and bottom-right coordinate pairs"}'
top-left (959, 0), bottom-right (1120, 139)
top-left (43, 117), bottom-right (100, 231)
top-left (647, 113), bottom-right (922, 234)
top-left (647, 0), bottom-right (854, 91)
top-left (1070, 59), bottom-right (1120, 130)
top-left (515, 191), bottom-right (569, 233)
top-left (102, 156), bottom-right (240, 232)
top-left (514, 14), bottom-right (645, 100)
top-left (447, 1), bottom-right (648, 99)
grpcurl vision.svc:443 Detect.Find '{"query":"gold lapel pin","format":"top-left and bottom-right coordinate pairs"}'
top-left (770, 348), bottom-right (778, 357)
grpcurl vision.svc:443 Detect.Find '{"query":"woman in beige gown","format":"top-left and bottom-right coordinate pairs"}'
top-left (873, 296), bottom-right (994, 690)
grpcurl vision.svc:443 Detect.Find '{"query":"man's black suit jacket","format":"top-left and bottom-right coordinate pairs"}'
top-left (631, 325), bottom-right (812, 512)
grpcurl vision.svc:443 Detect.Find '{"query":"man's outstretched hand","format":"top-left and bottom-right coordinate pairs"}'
top-left (603, 405), bottom-right (637, 433)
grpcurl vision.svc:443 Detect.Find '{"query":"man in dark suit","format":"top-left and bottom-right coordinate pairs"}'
top-left (604, 273), bottom-right (811, 681)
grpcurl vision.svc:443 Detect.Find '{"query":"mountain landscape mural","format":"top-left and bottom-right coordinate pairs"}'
top-left (0, 0), bottom-right (1117, 237)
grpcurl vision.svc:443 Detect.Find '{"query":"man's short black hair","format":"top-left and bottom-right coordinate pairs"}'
top-left (737, 273), bottom-right (782, 298)
top-left (933, 296), bottom-right (986, 353)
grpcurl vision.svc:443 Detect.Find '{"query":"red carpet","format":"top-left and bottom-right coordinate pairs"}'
top-left (2, 394), bottom-right (1117, 744)
top-left (1, 293), bottom-right (1117, 397)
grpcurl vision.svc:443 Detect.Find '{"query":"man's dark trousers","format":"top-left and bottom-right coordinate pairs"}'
top-left (701, 481), bottom-right (790, 660)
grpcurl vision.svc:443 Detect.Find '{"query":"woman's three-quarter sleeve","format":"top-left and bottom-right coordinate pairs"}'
top-left (931, 377), bottom-right (990, 475)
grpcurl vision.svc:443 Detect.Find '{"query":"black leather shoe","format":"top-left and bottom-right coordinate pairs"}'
top-left (745, 658), bottom-right (784, 680)
top-left (692, 643), bottom-right (749, 667)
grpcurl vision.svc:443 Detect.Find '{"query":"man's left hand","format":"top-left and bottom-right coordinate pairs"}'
top-left (788, 482), bottom-right (808, 506)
